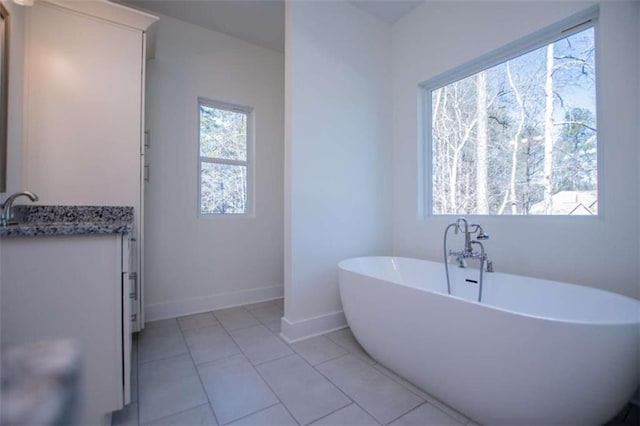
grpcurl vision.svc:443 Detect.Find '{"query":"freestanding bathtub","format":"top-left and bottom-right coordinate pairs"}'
top-left (338, 256), bottom-right (640, 425)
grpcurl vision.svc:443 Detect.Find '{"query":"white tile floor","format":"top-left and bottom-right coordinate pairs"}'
top-left (112, 299), bottom-right (475, 426)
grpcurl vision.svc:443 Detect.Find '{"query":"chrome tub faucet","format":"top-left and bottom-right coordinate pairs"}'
top-left (448, 217), bottom-right (490, 264)
top-left (443, 217), bottom-right (492, 302)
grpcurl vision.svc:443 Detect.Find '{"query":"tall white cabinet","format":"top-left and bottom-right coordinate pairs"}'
top-left (23, 0), bottom-right (157, 331)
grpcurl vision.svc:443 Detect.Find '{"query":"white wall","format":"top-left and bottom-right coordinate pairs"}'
top-left (392, 1), bottom-right (640, 298)
top-left (283, 1), bottom-right (392, 340)
top-left (3, 0), bottom-right (25, 195)
top-left (0, 0), bottom-right (26, 309)
top-left (637, 3), bottom-right (640, 292)
top-left (144, 14), bottom-right (284, 319)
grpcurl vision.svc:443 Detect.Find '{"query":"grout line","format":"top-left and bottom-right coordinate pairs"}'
top-left (138, 302), bottom-right (285, 424)
top-left (304, 402), bottom-right (379, 426)
top-left (384, 402), bottom-right (427, 426)
top-left (137, 325), bottom-right (190, 366)
top-left (192, 350), bottom-right (243, 367)
top-left (249, 368), bottom-right (301, 426)
top-left (314, 352), bottom-right (348, 367)
top-left (369, 363), bottom-right (469, 425)
top-left (182, 322), bottom-right (244, 367)
top-left (216, 322), bottom-right (262, 334)
top-left (222, 309), bottom-right (296, 367)
top-left (178, 320), bottom-right (221, 333)
top-left (425, 399), bottom-right (472, 425)
top-left (251, 321), bottom-right (354, 410)
top-left (225, 331), bottom-right (301, 426)
top-left (314, 352), bottom-right (352, 368)
top-left (371, 364), bottom-right (429, 401)
top-left (221, 402), bottom-right (282, 426)
top-left (324, 331), bottom-right (377, 366)
top-left (181, 323), bottom-right (227, 338)
top-left (138, 403), bottom-right (212, 426)
top-left (213, 307), bottom-right (263, 334)
top-left (306, 354), bottom-right (386, 424)
top-left (285, 333), bottom-right (364, 369)
top-left (265, 316), bottom-right (463, 425)
top-left (304, 402), bottom-right (353, 425)
top-left (296, 350), bottom-right (351, 368)
top-left (252, 352), bottom-right (297, 367)
top-left (305, 401), bottom-right (354, 426)
top-left (178, 320), bottom-right (222, 426)
top-left (264, 336), bottom-right (361, 422)
top-left (372, 365), bottom-right (470, 424)
top-left (303, 403), bottom-right (352, 426)
top-left (242, 305), bottom-right (274, 326)
top-left (232, 310), bottom-right (364, 425)
top-left (137, 348), bottom-right (190, 366)
top-left (142, 301), bottom-right (398, 426)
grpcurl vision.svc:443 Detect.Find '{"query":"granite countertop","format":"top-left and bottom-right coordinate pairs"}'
top-left (0, 206), bottom-right (134, 238)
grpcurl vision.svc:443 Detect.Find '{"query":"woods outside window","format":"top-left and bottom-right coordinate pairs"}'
top-left (198, 99), bottom-right (253, 215)
top-left (423, 9), bottom-right (598, 216)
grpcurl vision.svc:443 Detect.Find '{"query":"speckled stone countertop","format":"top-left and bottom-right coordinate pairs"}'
top-left (0, 206), bottom-right (134, 237)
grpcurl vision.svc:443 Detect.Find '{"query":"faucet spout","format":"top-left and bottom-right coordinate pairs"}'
top-left (455, 217), bottom-right (472, 254)
top-left (1, 191), bottom-right (39, 226)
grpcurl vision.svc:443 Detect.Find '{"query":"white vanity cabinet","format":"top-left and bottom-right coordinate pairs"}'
top-left (1, 233), bottom-right (134, 425)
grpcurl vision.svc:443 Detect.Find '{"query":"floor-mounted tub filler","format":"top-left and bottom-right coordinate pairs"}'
top-left (338, 255), bottom-right (640, 425)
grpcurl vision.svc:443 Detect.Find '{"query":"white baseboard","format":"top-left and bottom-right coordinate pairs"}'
top-left (280, 311), bottom-right (348, 343)
top-left (144, 285), bottom-right (284, 322)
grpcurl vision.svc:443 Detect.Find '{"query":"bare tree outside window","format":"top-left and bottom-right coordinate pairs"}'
top-left (429, 26), bottom-right (596, 215)
top-left (199, 100), bottom-right (252, 215)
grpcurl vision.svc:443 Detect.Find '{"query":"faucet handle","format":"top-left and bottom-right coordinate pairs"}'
top-left (485, 261), bottom-right (494, 272)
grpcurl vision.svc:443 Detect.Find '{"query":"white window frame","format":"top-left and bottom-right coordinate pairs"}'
top-left (419, 5), bottom-right (600, 219)
top-left (197, 98), bottom-right (255, 217)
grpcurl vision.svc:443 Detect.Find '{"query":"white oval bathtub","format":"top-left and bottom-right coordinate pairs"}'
top-left (338, 256), bottom-right (640, 426)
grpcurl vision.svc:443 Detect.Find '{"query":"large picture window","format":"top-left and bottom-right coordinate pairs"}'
top-left (423, 11), bottom-right (597, 216)
top-left (198, 99), bottom-right (253, 215)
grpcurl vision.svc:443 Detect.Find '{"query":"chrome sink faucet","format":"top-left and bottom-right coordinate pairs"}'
top-left (0, 191), bottom-right (39, 226)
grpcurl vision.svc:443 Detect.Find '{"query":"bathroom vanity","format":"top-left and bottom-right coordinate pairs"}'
top-left (0, 206), bottom-right (135, 425)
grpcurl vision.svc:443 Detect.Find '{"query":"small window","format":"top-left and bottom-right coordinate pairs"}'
top-left (198, 99), bottom-right (253, 215)
top-left (423, 9), bottom-right (597, 216)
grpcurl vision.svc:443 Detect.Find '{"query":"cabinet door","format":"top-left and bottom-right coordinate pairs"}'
top-left (25, 2), bottom-right (143, 207)
top-left (122, 235), bottom-right (133, 405)
top-left (1, 235), bottom-right (123, 424)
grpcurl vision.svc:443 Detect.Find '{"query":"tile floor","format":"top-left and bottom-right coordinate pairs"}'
top-left (112, 298), bottom-right (476, 426)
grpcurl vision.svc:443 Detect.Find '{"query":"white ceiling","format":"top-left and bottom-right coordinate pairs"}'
top-left (351, 1), bottom-right (423, 25)
top-left (122, 0), bottom-right (285, 51)
top-left (120, 1), bottom-right (423, 53)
